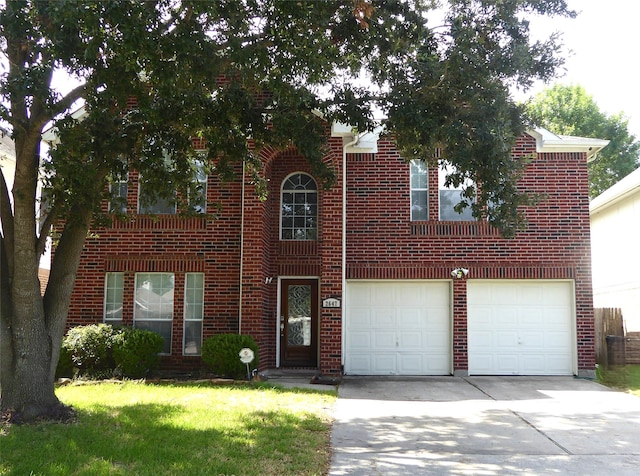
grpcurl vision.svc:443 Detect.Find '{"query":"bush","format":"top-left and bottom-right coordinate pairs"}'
top-left (112, 327), bottom-right (164, 378)
top-left (202, 334), bottom-right (259, 379)
top-left (55, 340), bottom-right (75, 379)
top-left (63, 324), bottom-right (117, 378)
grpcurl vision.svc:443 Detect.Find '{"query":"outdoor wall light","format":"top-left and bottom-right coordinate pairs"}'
top-left (451, 267), bottom-right (469, 279)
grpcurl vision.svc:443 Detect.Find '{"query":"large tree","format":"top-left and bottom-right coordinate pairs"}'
top-left (527, 83), bottom-right (640, 197)
top-left (1, 0), bottom-right (574, 421)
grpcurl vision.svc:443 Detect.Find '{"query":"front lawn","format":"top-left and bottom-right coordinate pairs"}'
top-left (1, 382), bottom-right (336, 476)
top-left (597, 364), bottom-right (640, 397)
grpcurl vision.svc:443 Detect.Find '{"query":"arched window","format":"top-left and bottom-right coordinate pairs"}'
top-left (281, 173), bottom-right (318, 240)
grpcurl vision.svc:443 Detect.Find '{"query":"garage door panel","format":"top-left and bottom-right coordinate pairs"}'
top-left (347, 332), bottom-right (371, 349)
top-left (496, 331), bottom-right (518, 347)
top-left (350, 309), bottom-right (371, 327)
top-left (521, 355), bottom-right (545, 372)
top-left (372, 354), bottom-right (397, 373)
top-left (345, 281), bottom-right (451, 375)
top-left (398, 330), bottom-right (423, 348)
top-left (347, 355), bottom-right (372, 374)
top-left (372, 309), bottom-right (395, 327)
top-left (470, 354), bottom-right (493, 373)
top-left (496, 355), bottom-right (519, 373)
top-left (426, 331), bottom-right (449, 347)
top-left (496, 312), bottom-right (519, 327)
top-left (469, 281), bottom-right (574, 376)
top-left (373, 331), bottom-right (396, 349)
top-left (545, 332), bottom-right (571, 348)
top-left (521, 331), bottom-right (544, 347)
top-left (398, 309), bottom-right (424, 327)
top-left (397, 354), bottom-right (424, 374)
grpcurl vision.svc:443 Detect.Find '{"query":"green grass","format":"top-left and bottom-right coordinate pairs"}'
top-left (597, 364), bottom-right (640, 397)
top-left (1, 382), bottom-right (336, 476)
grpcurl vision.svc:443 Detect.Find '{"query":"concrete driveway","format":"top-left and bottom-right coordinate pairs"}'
top-left (330, 377), bottom-right (640, 475)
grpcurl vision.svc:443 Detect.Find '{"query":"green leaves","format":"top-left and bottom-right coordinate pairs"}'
top-left (527, 84), bottom-right (640, 197)
top-left (3, 0), bottom-right (579, 238)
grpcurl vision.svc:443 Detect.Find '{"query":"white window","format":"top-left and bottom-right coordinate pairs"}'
top-left (281, 173), bottom-right (318, 240)
top-left (183, 273), bottom-right (204, 356)
top-left (138, 179), bottom-right (176, 214)
top-left (187, 159), bottom-right (207, 214)
top-left (410, 160), bottom-right (428, 221)
top-left (104, 272), bottom-right (124, 324)
top-left (134, 273), bottom-right (174, 354)
top-left (438, 164), bottom-right (476, 221)
top-left (109, 173), bottom-right (128, 213)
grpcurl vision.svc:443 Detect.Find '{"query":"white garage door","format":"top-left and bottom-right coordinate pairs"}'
top-left (468, 281), bottom-right (574, 376)
top-left (345, 281), bottom-right (451, 375)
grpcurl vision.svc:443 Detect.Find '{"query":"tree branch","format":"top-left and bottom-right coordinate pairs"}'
top-left (32, 83), bottom-right (88, 135)
top-left (0, 166), bottom-right (15, 274)
top-left (35, 204), bottom-right (57, 260)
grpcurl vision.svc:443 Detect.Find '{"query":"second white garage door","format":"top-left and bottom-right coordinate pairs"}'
top-left (468, 281), bottom-right (575, 376)
top-left (345, 281), bottom-right (451, 375)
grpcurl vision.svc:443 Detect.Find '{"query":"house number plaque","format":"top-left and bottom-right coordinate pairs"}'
top-left (322, 297), bottom-right (341, 308)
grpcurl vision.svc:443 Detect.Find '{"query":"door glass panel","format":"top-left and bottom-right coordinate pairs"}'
top-left (288, 284), bottom-right (312, 346)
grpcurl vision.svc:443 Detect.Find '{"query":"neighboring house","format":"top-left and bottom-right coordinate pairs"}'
top-left (590, 167), bottom-right (640, 332)
top-left (62, 125), bottom-right (607, 377)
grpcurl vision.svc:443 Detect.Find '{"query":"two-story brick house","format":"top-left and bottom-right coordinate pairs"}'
top-left (64, 125), bottom-right (607, 378)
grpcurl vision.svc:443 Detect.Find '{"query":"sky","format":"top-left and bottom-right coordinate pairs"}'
top-left (523, 0), bottom-right (640, 139)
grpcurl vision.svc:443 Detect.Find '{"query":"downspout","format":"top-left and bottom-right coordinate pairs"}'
top-left (342, 133), bottom-right (360, 369)
top-left (238, 164), bottom-right (246, 334)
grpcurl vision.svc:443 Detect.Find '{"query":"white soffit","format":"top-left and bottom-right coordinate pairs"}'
top-left (528, 127), bottom-right (609, 161)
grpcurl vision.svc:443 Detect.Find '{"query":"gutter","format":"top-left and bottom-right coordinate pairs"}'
top-left (341, 133), bottom-right (361, 369)
top-left (238, 164), bottom-right (246, 334)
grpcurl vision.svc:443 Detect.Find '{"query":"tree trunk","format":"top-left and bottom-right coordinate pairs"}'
top-left (0, 224), bottom-right (90, 421)
top-left (0, 127), bottom-right (91, 421)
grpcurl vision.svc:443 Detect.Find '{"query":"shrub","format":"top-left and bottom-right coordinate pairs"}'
top-left (112, 327), bottom-right (164, 378)
top-left (55, 340), bottom-right (75, 379)
top-left (202, 334), bottom-right (259, 379)
top-left (62, 324), bottom-right (117, 378)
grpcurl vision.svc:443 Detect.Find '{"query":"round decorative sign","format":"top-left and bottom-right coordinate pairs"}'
top-left (239, 347), bottom-right (255, 364)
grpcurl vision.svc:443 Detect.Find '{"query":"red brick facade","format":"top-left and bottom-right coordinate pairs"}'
top-left (65, 131), bottom-right (597, 376)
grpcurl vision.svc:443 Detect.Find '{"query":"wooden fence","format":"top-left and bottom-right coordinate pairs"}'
top-left (595, 308), bottom-right (623, 366)
top-left (595, 308), bottom-right (640, 366)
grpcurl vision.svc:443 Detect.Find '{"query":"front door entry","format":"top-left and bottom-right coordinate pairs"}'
top-left (280, 279), bottom-right (318, 367)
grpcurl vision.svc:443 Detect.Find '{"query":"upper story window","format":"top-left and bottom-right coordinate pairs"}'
top-left (137, 157), bottom-right (206, 215)
top-left (138, 177), bottom-right (176, 214)
top-left (410, 160), bottom-right (428, 221)
top-left (109, 173), bottom-right (128, 213)
top-left (281, 173), bottom-right (318, 240)
top-left (438, 164), bottom-right (476, 221)
top-left (187, 159), bottom-right (207, 214)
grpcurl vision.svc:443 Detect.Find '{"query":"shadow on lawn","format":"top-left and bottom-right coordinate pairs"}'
top-left (2, 394), bottom-right (329, 476)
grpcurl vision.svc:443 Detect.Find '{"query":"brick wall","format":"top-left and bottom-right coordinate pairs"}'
top-left (345, 133), bottom-right (595, 373)
top-left (65, 131), bottom-right (595, 375)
